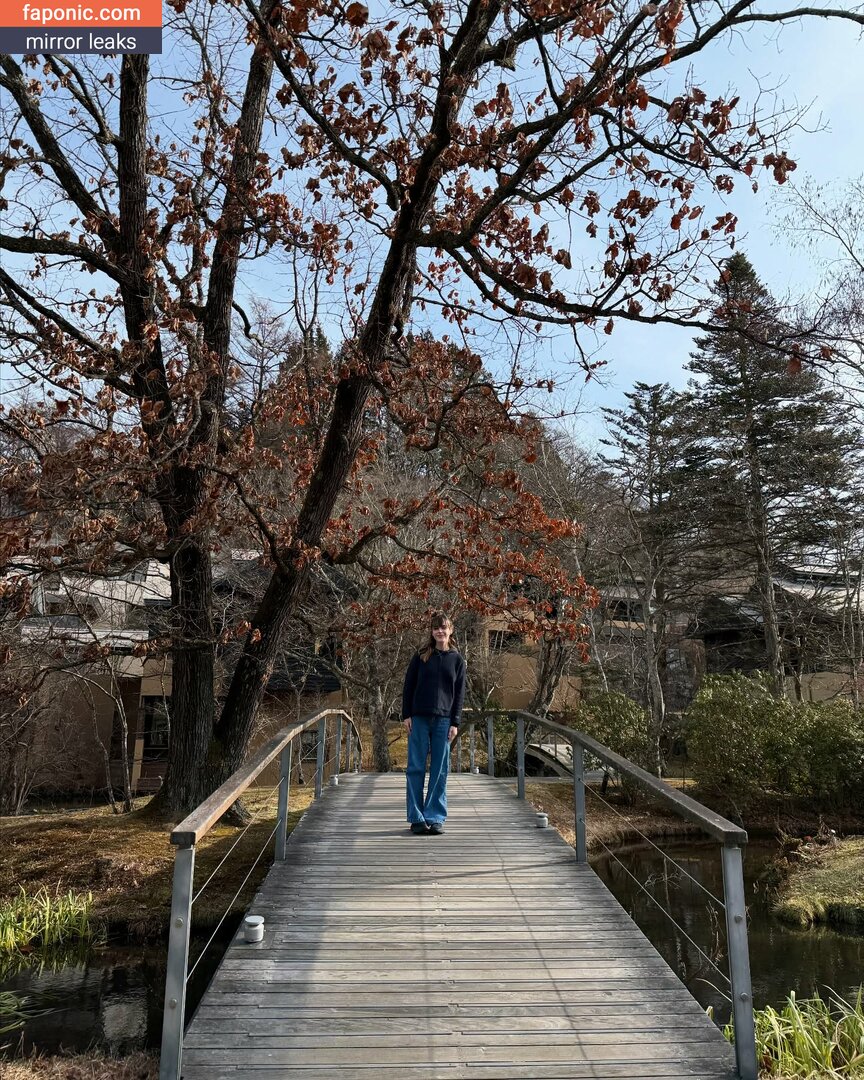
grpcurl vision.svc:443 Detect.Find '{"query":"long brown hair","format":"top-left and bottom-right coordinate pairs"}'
top-left (419, 612), bottom-right (458, 661)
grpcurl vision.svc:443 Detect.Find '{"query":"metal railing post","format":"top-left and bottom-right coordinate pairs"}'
top-left (159, 843), bottom-right (195, 1080)
top-left (722, 843), bottom-right (758, 1080)
top-left (315, 715), bottom-right (326, 798)
top-left (334, 712), bottom-right (343, 776)
top-left (572, 741), bottom-right (587, 864)
top-left (486, 715), bottom-right (495, 777)
top-left (275, 741), bottom-right (292, 861)
top-left (469, 723), bottom-right (476, 771)
top-left (516, 714), bottom-right (525, 799)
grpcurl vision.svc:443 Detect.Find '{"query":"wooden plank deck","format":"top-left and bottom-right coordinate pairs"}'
top-left (183, 773), bottom-right (737, 1079)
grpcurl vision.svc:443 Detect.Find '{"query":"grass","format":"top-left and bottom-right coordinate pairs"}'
top-left (726, 989), bottom-right (864, 1078)
top-left (1, 1051), bottom-right (157, 1080)
top-left (1, 990), bottom-right (37, 1037)
top-left (0, 785), bottom-right (315, 941)
top-left (774, 837), bottom-right (864, 932)
top-left (0, 888), bottom-right (96, 954)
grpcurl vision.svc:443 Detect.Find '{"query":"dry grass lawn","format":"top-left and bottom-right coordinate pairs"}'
top-left (1, 786), bottom-right (315, 940)
top-left (524, 780), bottom-right (702, 850)
top-left (3, 1051), bottom-right (157, 1080)
top-left (773, 835), bottom-right (864, 932)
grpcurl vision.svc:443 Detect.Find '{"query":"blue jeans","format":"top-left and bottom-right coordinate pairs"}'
top-left (406, 715), bottom-right (450, 825)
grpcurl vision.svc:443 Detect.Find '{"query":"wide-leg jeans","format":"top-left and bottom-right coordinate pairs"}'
top-left (406, 715), bottom-right (450, 825)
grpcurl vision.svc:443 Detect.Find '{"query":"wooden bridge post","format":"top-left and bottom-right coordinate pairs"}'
top-left (572, 741), bottom-right (587, 863)
top-left (275, 741), bottom-right (292, 861)
top-left (346, 724), bottom-right (354, 773)
top-left (469, 723), bottom-right (476, 771)
top-left (159, 842), bottom-right (194, 1080)
top-left (455, 729), bottom-right (462, 772)
top-left (486, 715), bottom-right (495, 776)
top-left (516, 714), bottom-right (525, 799)
top-left (722, 843), bottom-right (758, 1080)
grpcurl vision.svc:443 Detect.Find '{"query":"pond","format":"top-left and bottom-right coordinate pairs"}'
top-left (0, 918), bottom-right (239, 1058)
top-left (593, 839), bottom-right (864, 1025)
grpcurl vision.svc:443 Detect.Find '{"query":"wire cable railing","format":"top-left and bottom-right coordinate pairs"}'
top-left (589, 832), bottom-right (733, 1003)
top-left (190, 774), bottom-right (287, 907)
top-left (159, 708), bottom-right (361, 1080)
top-left (457, 708), bottom-right (757, 1080)
top-left (583, 776), bottom-right (728, 912)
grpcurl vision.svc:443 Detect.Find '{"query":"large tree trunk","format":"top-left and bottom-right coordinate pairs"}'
top-left (754, 542), bottom-right (786, 697)
top-left (643, 614), bottom-right (666, 778)
top-left (528, 634), bottom-right (568, 717)
top-left (154, 540), bottom-right (216, 813)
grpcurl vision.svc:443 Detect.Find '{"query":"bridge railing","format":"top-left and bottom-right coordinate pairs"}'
top-left (159, 708), bottom-right (361, 1080)
top-left (456, 708), bottom-right (757, 1080)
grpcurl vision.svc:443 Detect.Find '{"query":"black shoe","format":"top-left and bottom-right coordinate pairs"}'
top-left (410, 822), bottom-right (429, 835)
top-left (428, 822), bottom-right (444, 835)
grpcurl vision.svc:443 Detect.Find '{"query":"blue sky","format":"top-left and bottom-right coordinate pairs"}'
top-left (575, 15), bottom-right (864, 445)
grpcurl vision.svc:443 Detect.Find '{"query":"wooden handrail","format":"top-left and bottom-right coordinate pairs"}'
top-left (462, 708), bottom-right (747, 844)
top-left (171, 708), bottom-right (360, 847)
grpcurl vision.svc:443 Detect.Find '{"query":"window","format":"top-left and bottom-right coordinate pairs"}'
top-left (141, 696), bottom-right (170, 761)
top-left (605, 599), bottom-right (644, 623)
top-left (124, 562), bottom-right (149, 584)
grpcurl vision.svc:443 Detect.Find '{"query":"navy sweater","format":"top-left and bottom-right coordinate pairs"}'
top-left (401, 648), bottom-right (466, 727)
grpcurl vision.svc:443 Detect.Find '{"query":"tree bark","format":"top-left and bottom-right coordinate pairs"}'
top-left (207, 375), bottom-right (373, 790)
top-left (370, 684), bottom-right (392, 773)
top-left (155, 539), bottom-right (217, 813)
top-left (641, 580), bottom-right (666, 778)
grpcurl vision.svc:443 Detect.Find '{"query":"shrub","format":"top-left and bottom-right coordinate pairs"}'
top-left (574, 692), bottom-right (653, 801)
top-left (791, 699), bottom-right (864, 807)
top-left (687, 673), bottom-right (790, 800)
top-left (0, 887), bottom-right (95, 954)
top-left (688, 674), bottom-right (864, 809)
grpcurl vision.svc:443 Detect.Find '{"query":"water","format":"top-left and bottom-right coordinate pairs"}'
top-left (593, 839), bottom-right (864, 1024)
top-left (0, 919), bottom-right (239, 1058)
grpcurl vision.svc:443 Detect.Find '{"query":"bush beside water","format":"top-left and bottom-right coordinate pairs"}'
top-left (688, 675), bottom-right (864, 810)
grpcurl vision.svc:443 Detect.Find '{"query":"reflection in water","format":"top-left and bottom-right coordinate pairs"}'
top-left (0, 919), bottom-right (239, 1058)
top-left (593, 840), bottom-right (864, 1025)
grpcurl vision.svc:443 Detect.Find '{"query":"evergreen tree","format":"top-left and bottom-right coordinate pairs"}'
top-left (601, 383), bottom-right (693, 774)
top-left (686, 253), bottom-right (856, 696)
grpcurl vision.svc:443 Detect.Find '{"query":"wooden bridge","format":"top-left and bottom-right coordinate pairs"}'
top-left (160, 711), bottom-right (756, 1080)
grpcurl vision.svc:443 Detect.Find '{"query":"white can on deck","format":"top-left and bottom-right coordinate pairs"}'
top-left (244, 915), bottom-right (264, 943)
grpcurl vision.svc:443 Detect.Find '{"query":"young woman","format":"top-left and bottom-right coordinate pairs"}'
top-left (401, 613), bottom-right (466, 835)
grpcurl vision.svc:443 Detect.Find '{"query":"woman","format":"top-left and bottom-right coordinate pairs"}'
top-left (401, 613), bottom-right (466, 835)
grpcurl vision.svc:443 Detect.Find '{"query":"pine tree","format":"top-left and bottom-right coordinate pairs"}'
top-left (686, 253), bottom-right (856, 696)
top-left (601, 383), bottom-right (693, 774)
